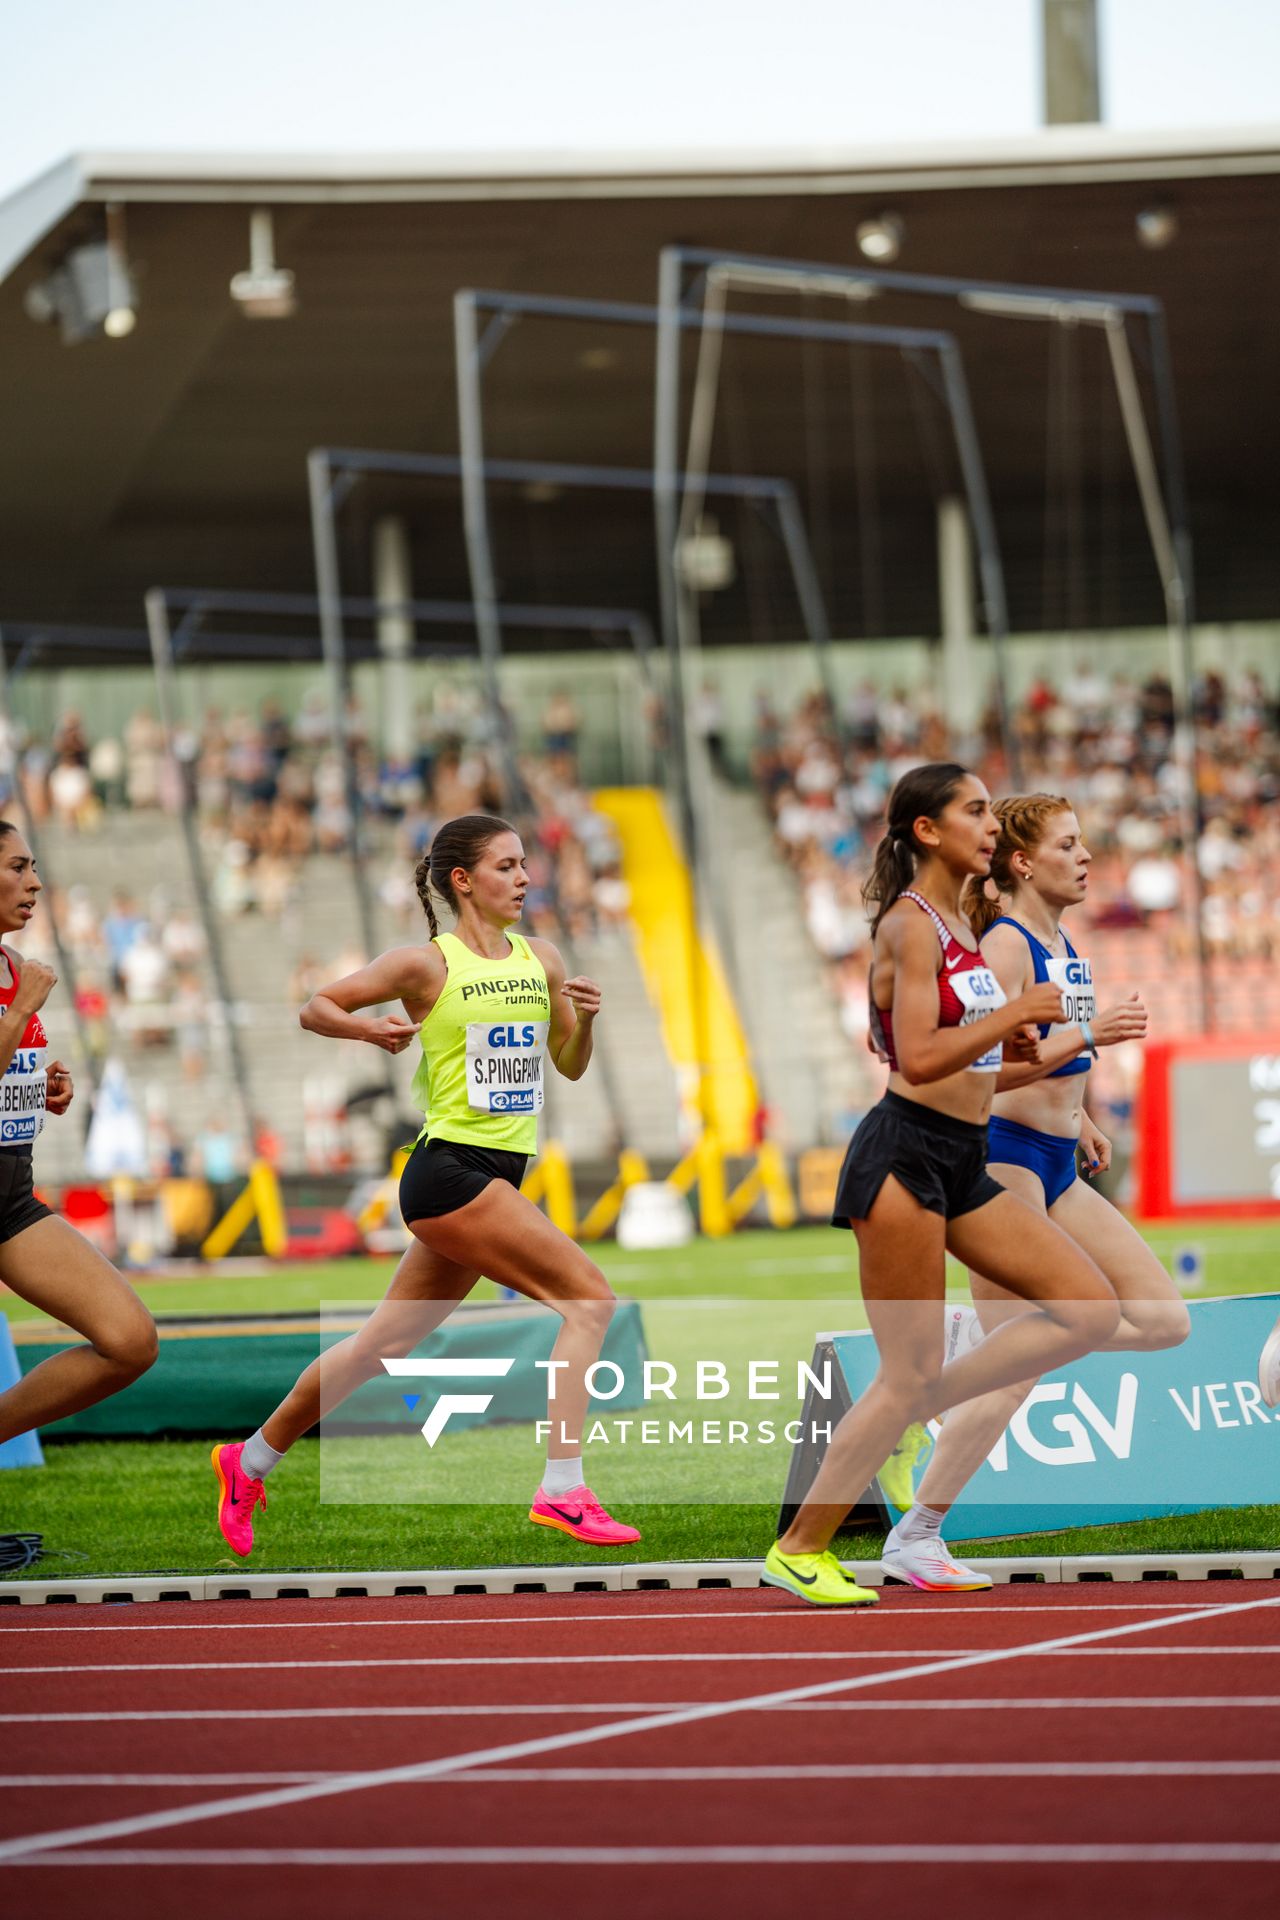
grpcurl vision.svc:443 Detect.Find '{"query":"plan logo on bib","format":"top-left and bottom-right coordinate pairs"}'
top-left (466, 1019), bottom-right (548, 1114)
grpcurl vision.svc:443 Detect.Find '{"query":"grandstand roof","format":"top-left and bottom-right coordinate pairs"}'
top-left (3, 126), bottom-right (1279, 649)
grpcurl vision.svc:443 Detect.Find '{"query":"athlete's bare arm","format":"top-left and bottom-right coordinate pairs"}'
top-left (881, 907), bottom-right (1059, 1085)
top-left (988, 914), bottom-right (1148, 1091)
top-left (529, 938), bottom-right (598, 1081)
top-left (0, 946), bottom-right (55, 1080)
top-left (299, 945), bottom-right (443, 1052)
top-left (982, 924), bottom-right (1075, 1090)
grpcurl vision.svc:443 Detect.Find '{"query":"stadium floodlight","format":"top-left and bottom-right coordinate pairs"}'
top-left (230, 209), bottom-right (296, 318)
top-left (677, 517), bottom-right (735, 593)
top-left (1136, 205), bottom-right (1178, 250)
top-left (23, 205), bottom-right (137, 343)
top-left (855, 213), bottom-right (904, 263)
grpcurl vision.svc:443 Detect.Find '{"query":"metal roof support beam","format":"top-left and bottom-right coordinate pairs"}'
top-left (453, 283), bottom-right (1004, 1132)
top-left (147, 584), bottom-right (662, 1150)
top-left (661, 242), bottom-right (1209, 1024)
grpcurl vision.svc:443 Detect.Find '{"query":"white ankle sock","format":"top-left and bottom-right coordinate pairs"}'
top-left (241, 1431), bottom-right (285, 1481)
top-left (542, 1455), bottom-right (585, 1497)
top-left (896, 1503), bottom-right (945, 1545)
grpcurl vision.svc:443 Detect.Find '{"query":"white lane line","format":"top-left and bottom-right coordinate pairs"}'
top-left (1, 1705), bottom-right (675, 1723)
top-left (2, 1775), bottom-right (338, 1787)
top-left (7, 1760), bottom-right (1280, 1788)
top-left (9, 1643), bottom-right (1278, 1677)
top-left (2, 1591), bottom-right (1275, 1864)
top-left (347, 1757), bottom-right (1280, 1781)
top-left (0, 1602), bottom-right (1230, 1635)
top-left (15, 1843), bottom-right (1280, 1867)
top-left (8, 1695), bottom-right (1280, 1726)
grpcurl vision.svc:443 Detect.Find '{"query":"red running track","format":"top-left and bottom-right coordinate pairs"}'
top-left (2, 1582), bottom-right (1278, 1920)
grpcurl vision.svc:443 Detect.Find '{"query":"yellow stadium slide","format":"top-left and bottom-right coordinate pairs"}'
top-left (593, 787), bottom-right (759, 1154)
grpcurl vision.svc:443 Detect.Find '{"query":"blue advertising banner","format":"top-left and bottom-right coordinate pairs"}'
top-left (826, 1293), bottom-right (1280, 1540)
top-left (0, 1315), bottom-right (42, 1469)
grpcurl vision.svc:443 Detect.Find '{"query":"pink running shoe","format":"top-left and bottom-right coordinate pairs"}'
top-left (529, 1484), bottom-right (641, 1545)
top-left (211, 1441), bottom-right (267, 1558)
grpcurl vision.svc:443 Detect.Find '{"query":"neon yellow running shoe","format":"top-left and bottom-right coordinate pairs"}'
top-left (877, 1422), bottom-right (932, 1513)
top-left (762, 1543), bottom-right (878, 1607)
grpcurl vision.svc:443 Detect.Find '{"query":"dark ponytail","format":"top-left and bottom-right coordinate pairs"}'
top-left (413, 854), bottom-right (440, 938)
top-left (862, 833), bottom-right (916, 937)
top-left (414, 812), bottom-right (516, 937)
top-left (863, 762), bottom-right (972, 936)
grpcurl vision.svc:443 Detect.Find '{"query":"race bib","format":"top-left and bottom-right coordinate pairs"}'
top-left (466, 1020), bottom-right (549, 1115)
top-left (1045, 954), bottom-right (1096, 1031)
top-left (0, 1045), bottom-right (47, 1144)
top-left (952, 966), bottom-right (1007, 1074)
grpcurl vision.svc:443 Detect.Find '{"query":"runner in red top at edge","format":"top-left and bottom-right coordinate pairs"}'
top-left (0, 821), bottom-right (157, 1459)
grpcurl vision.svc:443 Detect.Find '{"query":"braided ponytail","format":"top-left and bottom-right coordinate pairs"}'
top-left (414, 853), bottom-right (440, 937)
top-left (863, 762), bottom-right (972, 936)
top-left (414, 812), bottom-right (516, 936)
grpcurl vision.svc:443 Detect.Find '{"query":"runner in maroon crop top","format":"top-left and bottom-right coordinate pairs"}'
top-left (868, 888), bottom-right (1010, 1073)
top-left (762, 763), bottom-right (1123, 1608)
top-left (0, 821), bottom-right (157, 1456)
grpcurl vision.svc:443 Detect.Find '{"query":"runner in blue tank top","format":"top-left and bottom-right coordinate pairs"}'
top-left (883, 793), bottom-right (1192, 1584)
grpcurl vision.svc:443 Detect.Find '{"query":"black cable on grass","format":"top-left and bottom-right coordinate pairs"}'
top-left (0, 1533), bottom-right (43, 1572)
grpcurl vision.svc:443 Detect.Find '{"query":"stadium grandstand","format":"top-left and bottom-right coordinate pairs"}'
top-left (2, 121), bottom-right (1278, 1211)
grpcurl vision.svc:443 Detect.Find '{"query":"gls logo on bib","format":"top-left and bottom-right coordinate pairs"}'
top-left (952, 966), bottom-right (1007, 1074)
top-left (1045, 954), bottom-right (1096, 1028)
top-left (466, 1020), bottom-right (549, 1114)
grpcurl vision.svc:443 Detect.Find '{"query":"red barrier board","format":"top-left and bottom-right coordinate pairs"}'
top-left (1136, 1033), bottom-right (1280, 1220)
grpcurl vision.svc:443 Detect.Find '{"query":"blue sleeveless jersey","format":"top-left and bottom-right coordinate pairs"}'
top-left (989, 916), bottom-right (1094, 1079)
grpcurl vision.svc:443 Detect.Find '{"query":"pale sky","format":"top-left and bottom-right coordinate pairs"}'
top-left (1, 0), bottom-right (1278, 204)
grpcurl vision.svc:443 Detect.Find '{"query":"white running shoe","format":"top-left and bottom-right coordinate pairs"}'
top-left (882, 1522), bottom-right (993, 1592)
top-left (1259, 1315), bottom-right (1280, 1410)
top-left (944, 1303), bottom-right (986, 1365)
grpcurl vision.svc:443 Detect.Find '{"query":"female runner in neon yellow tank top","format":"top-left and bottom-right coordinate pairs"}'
top-left (210, 814), bottom-right (640, 1555)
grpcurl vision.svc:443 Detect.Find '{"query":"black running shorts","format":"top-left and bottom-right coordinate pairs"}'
top-left (831, 1090), bottom-right (1005, 1226)
top-left (399, 1135), bottom-right (529, 1224)
top-left (0, 1148), bottom-right (55, 1246)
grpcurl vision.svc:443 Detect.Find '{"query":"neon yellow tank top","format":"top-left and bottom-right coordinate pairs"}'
top-left (409, 930), bottom-right (552, 1153)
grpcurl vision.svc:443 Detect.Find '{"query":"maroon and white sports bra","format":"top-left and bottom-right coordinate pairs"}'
top-left (870, 890), bottom-right (1007, 1075)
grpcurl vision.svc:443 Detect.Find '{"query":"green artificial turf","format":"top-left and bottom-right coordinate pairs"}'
top-left (2, 1222), bottom-right (1277, 1580)
top-left (4, 1429), bottom-right (1277, 1583)
top-left (3, 1436), bottom-right (1277, 1583)
top-left (4, 1219), bottom-right (1275, 1324)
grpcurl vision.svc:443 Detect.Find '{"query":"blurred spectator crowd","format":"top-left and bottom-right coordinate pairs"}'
top-left (2, 656), bottom-right (1277, 1175)
top-left (0, 685), bottom-right (630, 1173)
top-left (750, 659), bottom-right (1280, 1078)
top-left (0, 683), bottom-right (630, 937)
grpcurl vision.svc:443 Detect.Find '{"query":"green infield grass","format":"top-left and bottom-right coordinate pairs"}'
top-left (2, 1221), bottom-right (1277, 1580)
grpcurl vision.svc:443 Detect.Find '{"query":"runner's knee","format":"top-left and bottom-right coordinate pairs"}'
top-left (1050, 1291), bottom-right (1122, 1349)
top-left (100, 1309), bottom-right (158, 1376)
top-left (1124, 1299), bottom-right (1192, 1350)
top-left (876, 1364), bottom-right (943, 1425)
top-left (560, 1257), bottom-right (614, 1306)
